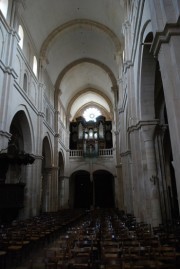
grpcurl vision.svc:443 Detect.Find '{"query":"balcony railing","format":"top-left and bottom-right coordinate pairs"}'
top-left (99, 148), bottom-right (113, 156)
top-left (69, 148), bottom-right (113, 157)
top-left (69, 150), bottom-right (83, 157)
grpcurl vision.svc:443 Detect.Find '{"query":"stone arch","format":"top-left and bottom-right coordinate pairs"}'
top-left (7, 105), bottom-right (35, 152)
top-left (8, 110), bottom-right (33, 154)
top-left (68, 87), bottom-right (113, 121)
top-left (0, 109), bottom-right (35, 222)
top-left (4, 110), bottom-right (33, 185)
top-left (93, 170), bottom-right (115, 208)
top-left (40, 19), bottom-right (121, 60)
top-left (55, 58), bottom-right (118, 111)
top-left (69, 170), bottom-right (91, 209)
top-left (42, 136), bottom-right (52, 168)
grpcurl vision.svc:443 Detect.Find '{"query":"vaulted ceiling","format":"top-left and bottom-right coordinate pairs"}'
top-left (21, 0), bottom-right (125, 120)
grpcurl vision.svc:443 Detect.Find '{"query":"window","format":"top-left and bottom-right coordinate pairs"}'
top-left (83, 107), bottom-right (101, 122)
top-left (23, 73), bottom-right (27, 92)
top-left (33, 56), bottom-right (37, 76)
top-left (0, 0), bottom-right (8, 18)
top-left (18, 25), bottom-right (24, 49)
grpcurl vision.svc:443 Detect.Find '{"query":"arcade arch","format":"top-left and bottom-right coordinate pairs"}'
top-left (69, 170), bottom-right (115, 209)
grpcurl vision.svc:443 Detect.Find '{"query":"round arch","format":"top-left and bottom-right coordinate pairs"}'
top-left (42, 136), bottom-right (52, 168)
top-left (8, 110), bottom-right (33, 153)
top-left (4, 110), bottom-right (33, 185)
top-left (69, 169), bottom-right (115, 209)
top-left (7, 105), bottom-right (34, 153)
top-left (0, 110), bottom-right (33, 222)
top-left (40, 19), bottom-right (121, 60)
top-left (69, 170), bottom-right (91, 209)
top-left (93, 170), bottom-right (115, 208)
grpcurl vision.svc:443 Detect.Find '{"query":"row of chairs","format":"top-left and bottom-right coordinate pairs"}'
top-left (44, 208), bottom-right (180, 269)
top-left (0, 209), bottom-right (85, 268)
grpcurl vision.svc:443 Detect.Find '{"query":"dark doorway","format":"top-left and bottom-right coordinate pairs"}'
top-left (74, 171), bottom-right (92, 209)
top-left (93, 170), bottom-right (114, 208)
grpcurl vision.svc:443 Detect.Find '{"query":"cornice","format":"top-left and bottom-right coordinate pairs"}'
top-left (120, 150), bottom-right (131, 157)
top-left (0, 60), bottom-right (18, 79)
top-left (151, 22), bottom-right (180, 57)
top-left (0, 131), bottom-right (11, 140)
top-left (128, 119), bottom-right (159, 134)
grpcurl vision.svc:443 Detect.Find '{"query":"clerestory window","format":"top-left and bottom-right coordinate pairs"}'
top-left (0, 0), bottom-right (8, 19)
top-left (18, 25), bottom-right (24, 49)
top-left (33, 56), bottom-right (37, 76)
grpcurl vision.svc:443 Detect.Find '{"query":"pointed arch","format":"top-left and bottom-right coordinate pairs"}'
top-left (55, 58), bottom-right (118, 111)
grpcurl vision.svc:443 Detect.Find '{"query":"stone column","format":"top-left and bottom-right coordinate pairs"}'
top-left (46, 170), bottom-right (52, 212)
top-left (59, 176), bottom-right (69, 208)
top-left (151, 23), bottom-right (180, 211)
top-left (156, 125), bottom-right (171, 222)
top-left (32, 157), bottom-right (43, 216)
top-left (51, 167), bottom-right (59, 211)
top-left (41, 168), bottom-right (53, 212)
top-left (142, 123), bottom-right (161, 226)
top-left (59, 176), bottom-right (64, 209)
top-left (21, 164), bottom-right (33, 219)
top-left (115, 164), bottom-right (124, 210)
top-left (63, 176), bottom-right (70, 208)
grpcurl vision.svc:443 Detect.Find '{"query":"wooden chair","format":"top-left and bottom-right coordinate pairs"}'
top-left (153, 246), bottom-right (177, 269)
top-left (69, 256), bottom-right (90, 269)
top-left (44, 249), bottom-right (57, 269)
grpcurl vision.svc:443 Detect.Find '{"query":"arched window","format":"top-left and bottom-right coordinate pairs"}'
top-left (46, 107), bottom-right (49, 122)
top-left (23, 73), bottom-right (28, 92)
top-left (0, 0), bottom-right (8, 18)
top-left (18, 25), bottom-right (24, 49)
top-left (33, 56), bottom-right (37, 76)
